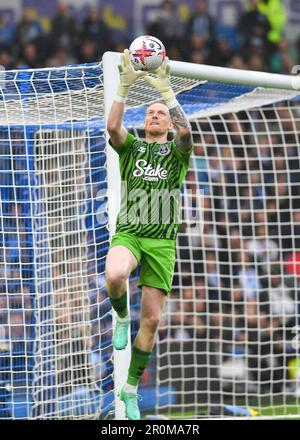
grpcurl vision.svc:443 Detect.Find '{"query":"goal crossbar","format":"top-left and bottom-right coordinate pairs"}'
top-left (103, 51), bottom-right (300, 92)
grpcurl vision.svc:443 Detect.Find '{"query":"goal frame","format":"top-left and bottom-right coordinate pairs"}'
top-left (102, 51), bottom-right (300, 420)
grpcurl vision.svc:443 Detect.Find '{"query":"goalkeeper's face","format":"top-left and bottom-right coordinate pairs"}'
top-left (144, 103), bottom-right (172, 137)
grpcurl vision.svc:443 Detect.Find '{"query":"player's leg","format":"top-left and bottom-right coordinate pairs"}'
top-left (135, 286), bottom-right (166, 351)
top-left (105, 242), bottom-right (139, 350)
top-left (129, 285), bottom-right (165, 382)
top-left (130, 237), bottom-right (174, 381)
top-left (106, 245), bottom-right (138, 308)
top-left (120, 236), bottom-right (175, 419)
top-left (120, 286), bottom-right (165, 420)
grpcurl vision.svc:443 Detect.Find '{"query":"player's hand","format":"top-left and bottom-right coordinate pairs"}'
top-left (144, 57), bottom-right (175, 104)
top-left (118, 49), bottom-right (147, 98)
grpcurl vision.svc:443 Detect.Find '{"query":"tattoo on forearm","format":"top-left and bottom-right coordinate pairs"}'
top-left (169, 105), bottom-right (190, 130)
top-left (169, 104), bottom-right (192, 152)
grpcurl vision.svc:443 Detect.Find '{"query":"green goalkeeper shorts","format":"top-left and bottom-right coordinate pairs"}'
top-left (110, 232), bottom-right (176, 294)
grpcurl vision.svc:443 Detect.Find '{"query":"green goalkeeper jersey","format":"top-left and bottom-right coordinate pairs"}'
top-left (111, 133), bottom-right (193, 240)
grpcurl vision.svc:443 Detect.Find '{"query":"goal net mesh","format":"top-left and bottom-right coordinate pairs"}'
top-left (0, 60), bottom-right (299, 419)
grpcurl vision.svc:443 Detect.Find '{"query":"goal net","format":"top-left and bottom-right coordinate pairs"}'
top-left (152, 97), bottom-right (300, 420)
top-left (0, 64), bottom-right (110, 419)
top-left (0, 55), bottom-right (299, 419)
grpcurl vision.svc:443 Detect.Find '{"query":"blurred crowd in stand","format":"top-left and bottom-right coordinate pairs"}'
top-left (0, 0), bottom-right (298, 74)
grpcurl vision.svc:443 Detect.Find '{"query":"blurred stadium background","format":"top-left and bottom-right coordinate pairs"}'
top-left (0, 0), bottom-right (300, 419)
top-left (0, 0), bottom-right (299, 73)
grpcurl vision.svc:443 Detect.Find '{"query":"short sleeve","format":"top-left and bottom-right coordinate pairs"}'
top-left (171, 139), bottom-right (193, 167)
top-left (109, 133), bottom-right (137, 158)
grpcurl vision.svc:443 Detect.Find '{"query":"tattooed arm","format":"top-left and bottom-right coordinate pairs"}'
top-left (169, 104), bottom-right (193, 153)
top-left (144, 58), bottom-right (193, 153)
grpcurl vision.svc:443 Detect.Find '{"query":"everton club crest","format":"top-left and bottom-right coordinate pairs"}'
top-left (157, 144), bottom-right (170, 156)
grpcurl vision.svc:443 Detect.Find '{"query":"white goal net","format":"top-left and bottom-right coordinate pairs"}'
top-left (151, 100), bottom-right (300, 419)
top-left (0, 56), bottom-right (299, 419)
top-left (0, 64), bottom-right (109, 419)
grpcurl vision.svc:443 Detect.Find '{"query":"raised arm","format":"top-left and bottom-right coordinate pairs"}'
top-left (144, 58), bottom-right (192, 153)
top-left (106, 100), bottom-right (127, 147)
top-left (107, 49), bottom-right (146, 147)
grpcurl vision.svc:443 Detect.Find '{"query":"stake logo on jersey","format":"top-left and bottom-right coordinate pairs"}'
top-left (133, 159), bottom-right (168, 182)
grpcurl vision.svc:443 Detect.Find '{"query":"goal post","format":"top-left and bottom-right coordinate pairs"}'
top-left (102, 51), bottom-right (131, 421)
top-left (0, 53), bottom-right (299, 419)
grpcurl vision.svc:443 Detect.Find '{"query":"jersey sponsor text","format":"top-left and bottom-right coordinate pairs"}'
top-left (133, 159), bottom-right (168, 181)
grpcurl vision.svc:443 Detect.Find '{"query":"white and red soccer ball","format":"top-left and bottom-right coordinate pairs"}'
top-left (129, 35), bottom-right (166, 71)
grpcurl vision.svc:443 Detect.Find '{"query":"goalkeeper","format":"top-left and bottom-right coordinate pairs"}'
top-left (105, 49), bottom-right (193, 420)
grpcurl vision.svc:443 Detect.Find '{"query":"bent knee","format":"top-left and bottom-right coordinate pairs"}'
top-left (105, 269), bottom-right (127, 291)
top-left (142, 315), bottom-right (161, 333)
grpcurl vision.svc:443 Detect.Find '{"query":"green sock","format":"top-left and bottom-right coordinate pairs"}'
top-left (109, 292), bottom-right (128, 318)
top-left (127, 345), bottom-right (152, 386)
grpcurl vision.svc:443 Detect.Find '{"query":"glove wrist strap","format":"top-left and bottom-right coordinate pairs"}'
top-left (161, 88), bottom-right (178, 109)
top-left (165, 98), bottom-right (179, 109)
top-left (115, 94), bottom-right (126, 103)
top-left (117, 84), bottom-right (129, 98)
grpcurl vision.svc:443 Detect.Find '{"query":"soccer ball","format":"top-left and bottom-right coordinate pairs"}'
top-left (129, 35), bottom-right (166, 71)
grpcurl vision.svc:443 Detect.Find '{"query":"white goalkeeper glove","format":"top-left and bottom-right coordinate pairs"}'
top-left (117, 49), bottom-right (147, 99)
top-left (144, 57), bottom-right (177, 108)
